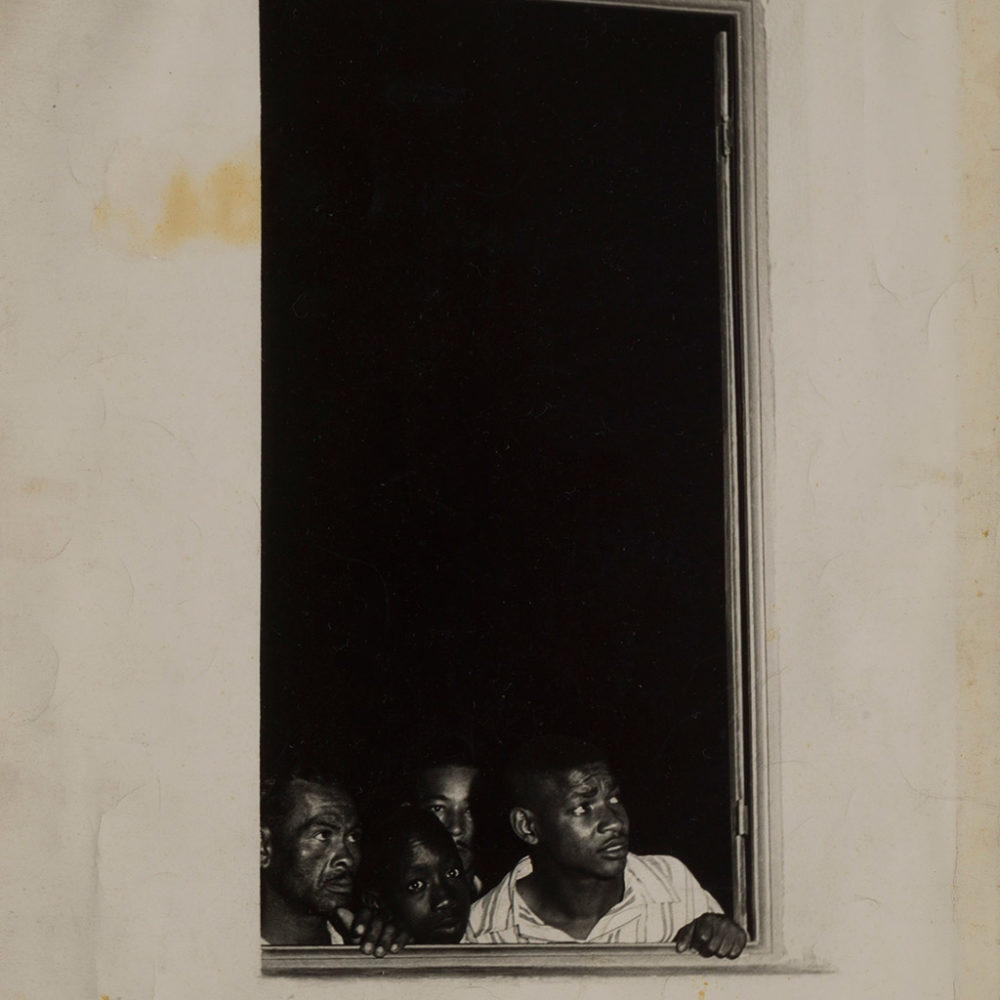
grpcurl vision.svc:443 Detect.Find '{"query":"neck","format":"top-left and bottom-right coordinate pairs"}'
top-left (260, 880), bottom-right (331, 945)
top-left (522, 855), bottom-right (625, 924)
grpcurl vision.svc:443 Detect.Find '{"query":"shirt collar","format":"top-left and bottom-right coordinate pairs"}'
top-left (508, 853), bottom-right (681, 942)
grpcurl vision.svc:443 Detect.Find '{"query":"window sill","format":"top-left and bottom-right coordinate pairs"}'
top-left (262, 943), bottom-right (827, 976)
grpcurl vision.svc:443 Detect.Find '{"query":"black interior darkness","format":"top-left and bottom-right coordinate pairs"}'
top-left (262, 0), bottom-right (735, 911)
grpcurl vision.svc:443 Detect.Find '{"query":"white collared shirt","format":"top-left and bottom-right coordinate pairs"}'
top-left (462, 854), bottom-right (722, 944)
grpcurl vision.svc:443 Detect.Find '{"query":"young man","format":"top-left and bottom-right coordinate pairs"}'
top-left (360, 806), bottom-right (473, 944)
top-left (260, 765), bottom-right (411, 956)
top-left (462, 737), bottom-right (747, 957)
top-left (403, 739), bottom-right (483, 895)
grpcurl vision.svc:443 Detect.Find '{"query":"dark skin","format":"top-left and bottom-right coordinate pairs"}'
top-left (409, 765), bottom-right (477, 876)
top-left (260, 779), bottom-right (411, 956)
top-left (511, 763), bottom-right (747, 957)
top-left (511, 764), bottom-right (631, 940)
top-left (365, 833), bottom-right (472, 944)
top-left (675, 912), bottom-right (747, 959)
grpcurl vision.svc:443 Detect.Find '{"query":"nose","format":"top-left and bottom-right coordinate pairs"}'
top-left (430, 878), bottom-right (458, 912)
top-left (597, 799), bottom-right (628, 834)
top-left (446, 807), bottom-right (471, 840)
top-left (326, 835), bottom-right (358, 872)
top-left (326, 856), bottom-right (355, 880)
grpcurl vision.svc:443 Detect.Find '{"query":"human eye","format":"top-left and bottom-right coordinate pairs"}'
top-left (406, 879), bottom-right (427, 894)
top-left (427, 804), bottom-right (447, 817)
top-left (445, 867), bottom-right (462, 880)
top-left (311, 827), bottom-right (332, 841)
top-left (608, 790), bottom-right (622, 805)
top-left (570, 803), bottom-right (590, 817)
top-left (347, 828), bottom-right (362, 844)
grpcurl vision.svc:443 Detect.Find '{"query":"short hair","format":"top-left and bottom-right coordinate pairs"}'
top-left (400, 734), bottom-right (477, 798)
top-left (358, 806), bottom-right (460, 896)
top-left (503, 735), bottom-right (612, 811)
top-left (260, 760), bottom-right (353, 830)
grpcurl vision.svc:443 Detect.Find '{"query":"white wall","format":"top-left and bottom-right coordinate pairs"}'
top-left (0, 1), bottom-right (995, 998)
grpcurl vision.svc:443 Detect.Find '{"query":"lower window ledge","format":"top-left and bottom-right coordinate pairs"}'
top-left (262, 944), bottom-right (829, 976)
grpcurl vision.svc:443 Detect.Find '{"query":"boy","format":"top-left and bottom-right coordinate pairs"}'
top-left (403, 738), bottom-right (483, 895)
top-left (360, 806), bottom-right (473, 944)
top-left (463, 736), bottom-right (747, 957)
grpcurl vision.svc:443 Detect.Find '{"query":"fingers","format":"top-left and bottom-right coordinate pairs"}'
top-left (677, 914), bottom-right (748, 959)
top-left (701, 920), bottom-right (726, 958)
top-left (674, 920), bottom-right (695, 953)
top-left (708, 918), bottom-right (746, 960)
top-left (726, 925), bottom-right (747, 959)
top-left (371, 918), bottom-right (398, 958)
top-left (352, 911), bottom-right (411, 957)
top-left (358, 915), bottom-right (383, 955)
top-left (350, 905), bottom-right (374, 940)
top-left (391, 927), bottom-right (412, 954)
top-left (378, 923), bottom-right (411, 956)
top-left (695, 918), bottom-right (716, 954)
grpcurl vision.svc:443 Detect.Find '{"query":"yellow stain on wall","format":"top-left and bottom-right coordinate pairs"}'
top-left (153, 167), bottom-right (202, 250)
top-left (93, 145), bottom-right (260, 253)
top-left (206, 159), bottom-right (260, 245)
top-left (20, 476), bottom-right (78, 501)
top-left (93, 196), bottom-right (112, 228)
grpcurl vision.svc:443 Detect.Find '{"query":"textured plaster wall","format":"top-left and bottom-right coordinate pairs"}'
top-left (0, 1), bottom-right (995, 998)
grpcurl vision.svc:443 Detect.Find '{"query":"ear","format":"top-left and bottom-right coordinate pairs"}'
top-left (510, 806), bottom-right (539, 846)
top-left (361, 888), bottom-right (382, 912)
top-left (260, 825), bottom-right (273, 869)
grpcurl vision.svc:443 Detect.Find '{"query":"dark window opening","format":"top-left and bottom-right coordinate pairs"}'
top-left (261, 0), bottom-right (753, 939)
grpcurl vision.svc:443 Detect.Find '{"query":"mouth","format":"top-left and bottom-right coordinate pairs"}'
top-left (432, 915), bottom-right (464, 937)
top-left (319, 876), bottom-right (354, 895)
top-left (597, 837), bottom-right (629, 859)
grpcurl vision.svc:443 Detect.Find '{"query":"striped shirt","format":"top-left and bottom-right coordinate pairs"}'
top-left (462, 854), bottom-right (722, 944)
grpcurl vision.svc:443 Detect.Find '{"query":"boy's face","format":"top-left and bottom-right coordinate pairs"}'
top-left (411, 764), bottom-right (477, 872)
top-left (524, 763), bottom-right (630, 880)
top-left (383, 834), bottom-right (472, 943)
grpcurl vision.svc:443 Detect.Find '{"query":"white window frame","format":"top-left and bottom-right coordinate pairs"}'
top-left (262, 0), bottom-right (777, 975)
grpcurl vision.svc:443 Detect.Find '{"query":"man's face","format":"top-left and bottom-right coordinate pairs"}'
top-left (382, 834), bottom-right (472, 944)
top-left (525, 763), bottom-right (630, 880)
top-left (262, 779), bottom-right (362, 917)
top-left (411, 765), bottom-right (477, 873)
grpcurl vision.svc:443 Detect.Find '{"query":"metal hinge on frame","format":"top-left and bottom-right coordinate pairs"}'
top-left (734, 798), bottom-right (749, 837)
top-left (717, 115), bottom-right (732, 160)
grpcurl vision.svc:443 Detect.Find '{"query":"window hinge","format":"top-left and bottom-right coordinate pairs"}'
top-left (734, 798), bottom-right (749, 837)
top-left (717, 116), bottom-right (732, 160)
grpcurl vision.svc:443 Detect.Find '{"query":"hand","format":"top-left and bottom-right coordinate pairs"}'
top-left (674, 912), bottom-right (747, 959)
top-left (332, 906), bottom-right (412, 958)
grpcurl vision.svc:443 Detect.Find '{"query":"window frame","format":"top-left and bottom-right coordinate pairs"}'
top-left (261, 0), bottom-right (776, 975)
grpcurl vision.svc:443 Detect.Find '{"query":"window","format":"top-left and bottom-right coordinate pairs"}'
top-left (261, 0), bottom-right (771, 971)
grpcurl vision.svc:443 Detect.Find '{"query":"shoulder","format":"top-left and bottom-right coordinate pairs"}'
top-left (463, 857), bottom-right (530, 942)
top-left (627, 854), bottom-right (722, 914)
top-left (629, 853), bottom-right (699, 879)
top-left (627, 855), bottom-right (704, 898)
